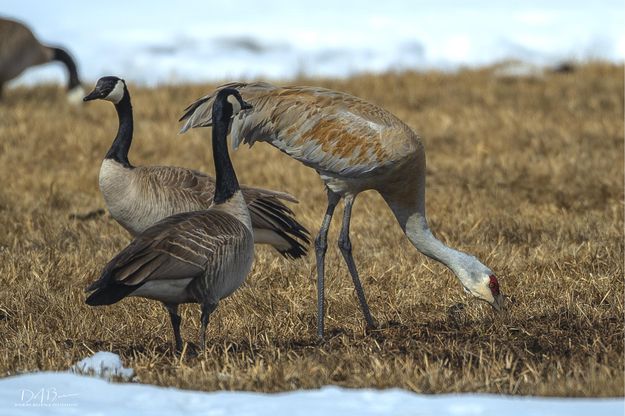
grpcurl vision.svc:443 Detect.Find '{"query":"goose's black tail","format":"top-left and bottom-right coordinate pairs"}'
top-left (246, 191), bottom-right (310, 259)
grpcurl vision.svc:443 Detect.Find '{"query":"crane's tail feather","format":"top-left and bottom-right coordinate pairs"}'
top-left (179, 82), bottom-right (248, 133)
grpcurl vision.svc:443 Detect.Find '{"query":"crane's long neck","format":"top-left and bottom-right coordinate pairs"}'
top-left (106, 89), bottom-right (133, 168)
top-left (398, 208), bottom-right (469, 276)
top-left (381, 158), bottom-right (473, 280)
top-left (211, 113), bottom-right (240, 204)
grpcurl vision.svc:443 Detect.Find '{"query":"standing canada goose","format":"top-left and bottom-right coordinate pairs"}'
top-left (83, 76), bottom-right (309, 259)
top-left (86, 88), bottom-right (255, 351)
top-left (0, 18), bottom-right (83, 102)
top-left (180, 82), bottom-right (506, 339)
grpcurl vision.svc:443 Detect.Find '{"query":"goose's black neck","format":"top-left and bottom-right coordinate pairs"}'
top-left (105, 87), bottom-right (133, 168)
top-left (51, 47), bottom-right (80, 90)
top-left (211, 102), bottom-right (239, 204)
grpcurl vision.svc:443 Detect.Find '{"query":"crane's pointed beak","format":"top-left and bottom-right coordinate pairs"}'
top-left (491, 292), bottom-right (506, 312)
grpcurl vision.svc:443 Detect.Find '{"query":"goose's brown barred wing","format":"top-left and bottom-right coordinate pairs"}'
top-left (132, 166), bottom-right (309, 258)
top-left (136, 165), bottom-right (299, 206)
top-left (134, 165), bottom-right (216, 209)
top-left (85, 210), bottom-right (251, 306)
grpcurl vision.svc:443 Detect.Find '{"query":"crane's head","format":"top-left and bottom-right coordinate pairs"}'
top-left (83, 76), bottom-right (126, 104)
top-left (454, 256), bottom-right (505, 312)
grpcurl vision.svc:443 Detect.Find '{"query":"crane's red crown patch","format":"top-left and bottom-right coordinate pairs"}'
top-left (488, 275), bottom-right (500, 296)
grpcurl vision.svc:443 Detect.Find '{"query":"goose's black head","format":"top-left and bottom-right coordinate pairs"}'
top-left (84, 76), bottom-right (127, 104)
top-left (213, 88), bottom-right (252, 121)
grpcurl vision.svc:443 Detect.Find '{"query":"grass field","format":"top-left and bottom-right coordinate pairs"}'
top-left (0, 63), bottom-right (623, 396)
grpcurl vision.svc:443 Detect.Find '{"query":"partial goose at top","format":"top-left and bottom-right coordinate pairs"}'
top-left (0, 17), bottom-right (83, 103)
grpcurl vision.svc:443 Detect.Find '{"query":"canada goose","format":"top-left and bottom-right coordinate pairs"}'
top-left (180, 82), bottom-right (505, 339)
top-left (0, 18), bottom-right (84, 103)
top-left (83, 76), bottom-right (309, 259)
top-left (86, 88), bottom-right (255, 351)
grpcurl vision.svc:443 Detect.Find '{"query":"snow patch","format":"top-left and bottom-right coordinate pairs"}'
top-left (71, 352), bottom-right (134, 381)
top-left (0, 371), bottom-right (623, 416)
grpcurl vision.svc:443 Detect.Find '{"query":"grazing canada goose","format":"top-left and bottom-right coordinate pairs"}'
top-left (0, 18), bottom-right (83, 102)
top-left (83, 76), bottom-right (309, 259)
top-left (180, 82), bottom-right (505, 338)
top-left (86, 88), bottom-right (255, 351)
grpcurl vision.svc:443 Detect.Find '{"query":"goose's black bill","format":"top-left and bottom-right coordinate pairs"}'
top-left (83, 89), bottom-right (103, 101)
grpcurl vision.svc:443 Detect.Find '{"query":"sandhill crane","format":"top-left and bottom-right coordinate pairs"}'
top-left (83, 76), bottom-right (309, 259)
top-left (86, 89), bottom-right (255, 351)
top-left (0, 18), bottom-right (83, 102)
top-left (180, 82), bottom-right (505, 339)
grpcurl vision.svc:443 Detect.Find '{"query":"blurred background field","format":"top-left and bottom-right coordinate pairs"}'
top-left (0, 63), bottom-right (622, 395)
top-left (3, 0), bottom-right (624, 85)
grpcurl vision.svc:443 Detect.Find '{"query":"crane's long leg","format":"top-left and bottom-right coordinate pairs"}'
top-left (199, 302), bottom-right (218, 352)
top-left (315, 190), bottom-right (341, 339)
top-left (337, 194), bottom-right (376, 329)
top-left (164, 303), bottom-right (183, 352)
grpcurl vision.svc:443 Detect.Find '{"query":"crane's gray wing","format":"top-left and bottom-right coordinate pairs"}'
top-left (180, 83), bottom-right (420, 178)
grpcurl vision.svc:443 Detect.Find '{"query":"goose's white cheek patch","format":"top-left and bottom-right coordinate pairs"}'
top-left (227, 94), bottom-right (242, 115)
top-left (104, 80), bottom-right (125, 104)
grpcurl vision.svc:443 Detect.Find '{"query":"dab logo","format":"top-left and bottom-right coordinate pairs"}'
top-left (16, 387), bottom-right (79, 407)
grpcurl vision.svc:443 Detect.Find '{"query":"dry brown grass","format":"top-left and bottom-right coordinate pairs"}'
top-left (0, 64), bottom-right (623, 397)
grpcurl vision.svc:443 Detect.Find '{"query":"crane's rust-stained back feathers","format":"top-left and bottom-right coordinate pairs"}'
top-left (180, 82), bottom-right (422, 178)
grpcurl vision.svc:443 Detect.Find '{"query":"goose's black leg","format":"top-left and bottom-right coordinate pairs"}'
top-left (315, 190), bottom-right (340, 340)
top-left (337, 194), bottom-right (376, 329)
top-left (199, 303), bottom-right (218, 351)
top-left (164, 303), bottom-right (183, 352)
